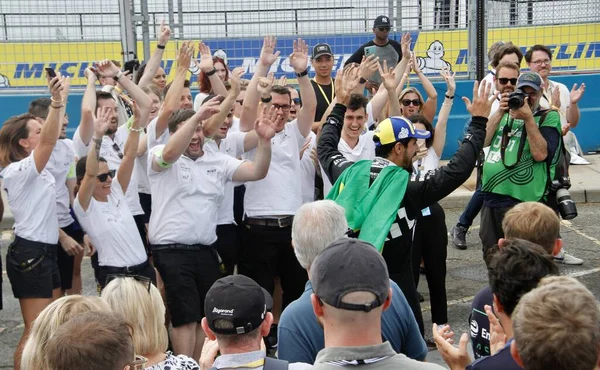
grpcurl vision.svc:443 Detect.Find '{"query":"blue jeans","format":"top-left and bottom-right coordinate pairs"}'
top-left (458, 186), bottom-right (484, 229)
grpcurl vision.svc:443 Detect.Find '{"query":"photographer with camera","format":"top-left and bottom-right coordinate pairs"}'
top-left (479, 68), bottom-right (580, 264)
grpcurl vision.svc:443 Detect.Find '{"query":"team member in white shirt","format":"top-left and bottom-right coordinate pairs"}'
top-left (237, 36), bottom-right (317, 307)
top-left (148, 99), bottom-right (277, 359)
top-left (0, 74), bottom-right (66, 370)
top-left (74, 101), bottom-right (154, 291)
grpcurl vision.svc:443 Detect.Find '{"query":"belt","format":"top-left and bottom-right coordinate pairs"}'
top-left (151, 243), bottom-right (212, 252)
top-left (245, 216), bottom-right (294, 228)
top-left (100, 260), bottom-right (150, 274)
top-left (13, 235), bottom-right (58, 249)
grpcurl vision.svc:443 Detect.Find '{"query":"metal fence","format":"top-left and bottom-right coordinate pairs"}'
top-left (0, 0), bottom-right (598, 90)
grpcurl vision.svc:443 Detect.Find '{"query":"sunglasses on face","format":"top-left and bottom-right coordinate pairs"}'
top-left (498, 77), bottom-right (518, 85)
top-left (292, 97), bottom-right (301, 105)
top-left (97, 169), bottom-right (116, 183)
top-left (378, 27), bottom-right (390, 32)
top-left (402, 99), bottom-right (421, 107)
top-left (112, 143), bottom-right (124, 159)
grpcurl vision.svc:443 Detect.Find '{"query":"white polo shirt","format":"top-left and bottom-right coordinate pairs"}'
top-left (46, 140), bottom-right (75, 228)
top-left (148, 145), bottom-right (244, 245)
top-left (2, 153), bottom-right (59, 244)
top-left (242, 120), bottom-right (305, 217)
top-left (73, 125), bottom-right (143, 216)
top-left (299, 131), bottom-right (317, 204)
top-left (204, 132), bottom-right (246, 225)
top-left (73, 179), bottom-right (147, 267)
top-left (136, 134), bottom-right (151, 194)
top-left (146, 116), bottom-right (170, 150)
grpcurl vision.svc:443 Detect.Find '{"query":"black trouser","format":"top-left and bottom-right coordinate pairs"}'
top-left (238, 222), bottom-right (307, 308)
top-left (411, 202), bottom-right (448, 325)
top-left (479, 205), bottom-right (512, 256)
top-left (215, 223), bottom-right (239, 276)
top-left (388, 269), bottom-right (424, 336)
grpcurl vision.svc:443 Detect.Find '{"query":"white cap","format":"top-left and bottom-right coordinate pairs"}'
top-left (213, 49), bottom-right (228, 65)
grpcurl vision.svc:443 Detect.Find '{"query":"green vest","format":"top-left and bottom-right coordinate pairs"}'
top-left (482, 111), bottom-right (561, 202)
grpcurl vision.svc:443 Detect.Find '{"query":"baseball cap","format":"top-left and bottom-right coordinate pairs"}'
top-left (373, 116), bottom-right (431, 147)
top-left (516, 72), bottom-right (543, 91)
top-left (374, 15), bottom-right (391, 28)
top-left (311, 238), bottom-right (390, 312)
top-left (213, 49), bottom-right (228, 65)
top-left (312, 43), bottom-right (333, 60)
top-left (204, 275), bottom-right (273, 335)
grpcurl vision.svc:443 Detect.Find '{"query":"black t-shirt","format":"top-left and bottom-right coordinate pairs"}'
top-left (469, 286), bottom-right (493, 359)
top-left (311, 79), bottom-right (335, 122)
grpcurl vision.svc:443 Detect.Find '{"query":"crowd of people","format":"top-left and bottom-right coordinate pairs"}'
top-left (0, 14), bottom-right (597, 370)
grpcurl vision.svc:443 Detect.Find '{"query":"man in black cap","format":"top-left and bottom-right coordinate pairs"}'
top-left (345, 15), bottom-right (403, 87)
top-left (311, 43), bottom-right (336, 123)
top-left (311, 239), bottom-right (445, 369)
top-left (201, 275), bottom-right (312, 370)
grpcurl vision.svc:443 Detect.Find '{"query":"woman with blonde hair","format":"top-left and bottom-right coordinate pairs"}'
top-left (395, 53), bottom-right (439, 123)
top-left (102, 276), bottom-right (200, 369)
top-left (21, 295), bottom-right (110, 370)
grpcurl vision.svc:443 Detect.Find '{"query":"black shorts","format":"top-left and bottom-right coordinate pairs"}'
top-left (139, 192), bottom-right (152, 224)
top-left (152, 247), bottom-right (223, 327)
top-left (6, 236), bottom-right (61, 299)
top-left (57, 223), bottom-right (85, 290)
top-left (134, 214), bottom-right (150, 256)
top-left (96, 259), bottom-right (156, 292)
top-left (215, 223), bottom-right (239, 275)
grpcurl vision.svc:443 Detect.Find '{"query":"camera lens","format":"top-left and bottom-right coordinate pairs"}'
top-left (508, 90), bottom-right (525, 110)
top-left (556, 188), bottom-right (578, 220)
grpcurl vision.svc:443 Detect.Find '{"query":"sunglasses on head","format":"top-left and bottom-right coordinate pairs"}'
top-left (378, 26), bottom-right (390, 32)
top-left (97, 169), bottom-right (116, 183)
top-left (498, 77), bottom-right (518, 85)
top-left (402, 99), bottom-right (421, 107)
top-left (106, 274), bottom-right (152, 293)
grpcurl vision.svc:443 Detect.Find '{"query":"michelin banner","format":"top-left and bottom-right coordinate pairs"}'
top-left (0, 23), bottom-right (598, 88)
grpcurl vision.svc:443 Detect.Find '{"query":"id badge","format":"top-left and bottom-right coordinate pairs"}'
top-left (421, 207), bottom-right (431, 217)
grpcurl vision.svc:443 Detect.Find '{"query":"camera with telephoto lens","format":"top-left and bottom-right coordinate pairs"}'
top-left (551, 176), bottom-right (578, 220)
top-left (507, 88), bottom-right (526, 110)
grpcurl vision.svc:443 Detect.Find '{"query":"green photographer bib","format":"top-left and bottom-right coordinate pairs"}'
top-left (482, 111), bottom-right (561, 202)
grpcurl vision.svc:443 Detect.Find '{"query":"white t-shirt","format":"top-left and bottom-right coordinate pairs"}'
top-left (46, 140), bottom-right (75, 227)
top-left (146, 116), bottom-right (171, 150)
top-left (365, 101), bottom-right (376, 131)
top-left (136, 134), bottom-right (151, 194)
top-left (299, 132), bottom-right (317, 204)
top-left (73, 179), bottom-right (147, 267)
top-left (73, 126), bottom-right (143, 216)
top-left (540, 80), bottom-right (570, 128)
top-left (321, 131), bottom-right (376, 195)
top-left (2, 153), bottom-right (59, 244)
top-left (230, 117), bottom-right (241, 133)
top-left (148, 146), bottom-right (243, 245)
top-left (412, 147), bottom-right (440, 178)
top-left (480, 70), bottom-right (496, 97)
top-left (204, 132), bottom-right (246, 225)
top-left (242, 120), bottom-right (305, 217)
top-left (193, 92), bottom-right (210, 112)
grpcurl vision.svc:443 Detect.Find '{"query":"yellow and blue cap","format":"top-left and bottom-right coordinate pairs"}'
top-left (373, 116), bottom-right (431, 147)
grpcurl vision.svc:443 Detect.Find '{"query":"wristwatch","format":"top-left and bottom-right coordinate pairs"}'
top-left (113, 70), bottom-right (123, 82)
top-left (206, 68), bottom-right (217, 77)
top-left (296, 69), bottom-right (308, 78)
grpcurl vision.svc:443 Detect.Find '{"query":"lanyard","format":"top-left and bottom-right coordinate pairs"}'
top-left (313, 78), bottom-right (335, 105)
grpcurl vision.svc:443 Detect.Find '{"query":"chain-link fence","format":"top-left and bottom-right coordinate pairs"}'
top-left (0, 0), bottom-right (598, 90)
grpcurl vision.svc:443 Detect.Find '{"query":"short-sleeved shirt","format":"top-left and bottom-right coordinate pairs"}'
top-left (300, 132), bottom-right (317, 204)
top-left (242, 120), bottom-right (305, 217)
top-left (46, 140), bottom-right (75, 227)
top-left (146, 116), bottom-right (170, 150)
top-left (278, 280), bottom-right (427, 364)
top-left (148, 146), bottom-right (243, 245)
top-left (2, 153), bottom-right (59, 244)
top-left (73, 179), bottom-right (147, 267)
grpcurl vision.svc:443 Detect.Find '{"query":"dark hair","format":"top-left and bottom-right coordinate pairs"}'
top-left (491, 42), bottom-right (524, 68)
top-left (96, 90), bottom-right (115, 106)
top-left (487, 238), bottom-right (559, 316)
top-left (76, 156), bottom-right (108, 185)
top-left (271, 85), bottom-right (292, 104)
top-left (0, 113), bottom-right (38, 167)
top-left (347, 94), bottom-right (368, 112)
top-left (28, 98), bottom-right (52, 120)
top-left (142, 84), bottom-right (162, 101)
top-left (168, 109), bottom-right (196, 134)
top-left (525, 44), bottom-right (553, 63)
top-left (199, 57), bottom-right (229, 94)
top-left (408, 114), bottom-right (434, 148)
top-left (134, 62), bottom-right (147, 85)
top-left (163, 79), bottom-right (191, 99)
top-left (373, 137), bottom-right (412, 158)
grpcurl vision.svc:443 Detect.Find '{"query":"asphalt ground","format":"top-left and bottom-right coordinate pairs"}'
top-left (1, 203), bottom-right (599, 368)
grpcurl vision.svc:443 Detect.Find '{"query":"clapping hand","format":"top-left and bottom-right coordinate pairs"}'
top-left (570, 83), bottom-right (585, 104)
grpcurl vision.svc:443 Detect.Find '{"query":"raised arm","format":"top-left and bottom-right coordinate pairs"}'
top-left (432, 69), bottom-right (456, 158)
top-left (198, 41), bottom-right (228, 97)
top-left (290, 38), bottom-right (317, 137)
top-left (232, 105), bottom-right (277, 181)
top-left (240, 36), bottom-right (280, 132)
top-left (95, 60), bottom-right (152, 114)
top-left (56, 75), bottom-right (71, 140)
top-left (34, 74), bottom-right (67, 173)
top-left (155, 41), bottom-right (193, 139)
top-left (567, 83), bottom-right (585, 128)
top-left (78, 67), bottom-right (98, 145)
top-left (353, 55), bottom-right (379, 94)
top-left (117, 102), bottom-right (148, 193)
top-left (203, 68), bottom-right (244, 139)
top-left (138, 20), bottom-right (171, 88)
top-left (411, 53), bottom-right (438, 123)
top-left (379, 61), bottom-right (402, 117)
top-left (77, 107), bottom-right (112, 212)
top-left (153, 99), bottom-right (221, 170)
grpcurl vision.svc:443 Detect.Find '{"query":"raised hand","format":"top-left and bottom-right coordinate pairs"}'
top-left (198, 41), bottom-right (214, 73)
top-left (94, 106), bottom-right (113, 136)
top-left (570, 83), bottom-right (585, 104)
top-left (196, 95), bottom-right (222, 122)
top-left (410, 52), bottom-right (422, 74)
top-left (289, 38), bottom-right (309, 73)
top-left (463, 80), bottom-right (496, 118)
top-left (441, 67), bottom-right (456, 95)
top-left (276, 75), bottom-right (288, 87)
top-left (83, 66), bottom-right (97, 81)
top-left (378, 60), bottom-right (396, 92)
top-left (229, 67), bottom-right (245, 96)
top-left (176, 41), bottom-right (193, 71)
top-left (259, 35), bottom-right (280, 68)
top-left (94, 60), bottom-right (121, 78)
top-left (551, 87), bottom-right (561, 108)
top-left (255, 104), bottom-right (278, 140)
top-left (335, 65), bottom-right (360, 105)
top-left (257, 73), bottom-right (275, 97)
top-left (158, 20), bottom-right (171, 47)
top-left (400, 32), bottom-right (412, 60)
top-left (60, 74), bottom-right (71, 101)
top-left (47, 73), bottom-right (66, 101)
top-left (358, 54), bottom-right (380, 81)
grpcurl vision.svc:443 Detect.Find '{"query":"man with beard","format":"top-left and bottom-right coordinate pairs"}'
top-left (318, 65), bottom-right (494, 334)
top-left (148, 101), bottom-right (277, 358)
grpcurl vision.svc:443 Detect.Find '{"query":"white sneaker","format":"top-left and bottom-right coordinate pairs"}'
top-left (554, 249), bottom-right (584, 265)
